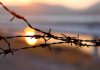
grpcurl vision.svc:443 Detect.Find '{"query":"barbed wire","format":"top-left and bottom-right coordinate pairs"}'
top-left (0, 2), bottom-right (100, 57)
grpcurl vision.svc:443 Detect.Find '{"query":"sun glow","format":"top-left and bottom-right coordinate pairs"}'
top-left (24, 27), bottom-right (37, 46)
top-left (32, 0), bottom-right (99, 10)
top-left (62, 0), bottom-right (99, 10)
top-left (1, 0), bottom-right (33, 6)
top-left (0, 0), bottom-right (99, 10)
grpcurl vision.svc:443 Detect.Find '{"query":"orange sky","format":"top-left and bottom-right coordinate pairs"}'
top-left (0, 0), bottom-right (99, 10)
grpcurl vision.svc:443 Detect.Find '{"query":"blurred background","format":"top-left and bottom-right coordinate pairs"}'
top-left (0, 0), bottom-right (100, 70)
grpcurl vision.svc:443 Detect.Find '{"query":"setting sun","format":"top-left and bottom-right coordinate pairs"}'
top-left (24, 27), bottom-right (37, 46)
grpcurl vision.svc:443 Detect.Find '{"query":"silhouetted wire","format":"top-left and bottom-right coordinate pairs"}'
top-left (0, 2), bottom-right (100, 57)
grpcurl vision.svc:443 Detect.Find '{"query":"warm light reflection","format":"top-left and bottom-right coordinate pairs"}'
top-left (24, 27), bottom-right (37, 46)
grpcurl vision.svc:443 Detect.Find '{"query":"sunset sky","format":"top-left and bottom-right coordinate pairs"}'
top-left (0, 0), bottom-right (100, 10)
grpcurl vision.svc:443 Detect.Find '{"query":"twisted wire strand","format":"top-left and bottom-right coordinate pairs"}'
top-left (0, 2), bottom-right (100, 57)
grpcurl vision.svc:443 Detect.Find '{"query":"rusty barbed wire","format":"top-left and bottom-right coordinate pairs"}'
top-left (0, 41), bottom-right (94, 57)
top-left (0, 2), bottom-right (100, 57)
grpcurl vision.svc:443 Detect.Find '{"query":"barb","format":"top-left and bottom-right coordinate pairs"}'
top-left (0, 47), bottom-right (14, 57)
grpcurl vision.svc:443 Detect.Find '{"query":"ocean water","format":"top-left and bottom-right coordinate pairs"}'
top-left (0, 15), bottom-right (100, 56)
top-left (0, 15), bottom-right (100, 36)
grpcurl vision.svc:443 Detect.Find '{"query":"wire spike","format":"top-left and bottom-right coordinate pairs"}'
top-left (43, 37), bottom-right (47, 43)
top-left (49, 28), bottom-right (51, 33)
top-left (10, 16), bottom-right (15, 22)
top-left (77, 34), bottom-right (79, 39)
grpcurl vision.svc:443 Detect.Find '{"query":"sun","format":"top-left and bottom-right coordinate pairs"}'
top-left (24, 27), bottom-right (37, 46)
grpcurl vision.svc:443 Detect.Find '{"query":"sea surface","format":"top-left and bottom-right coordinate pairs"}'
top-left (0, 15), bottom-right (100, 36)
top-left (0, 15), bottom-right (100, 56)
